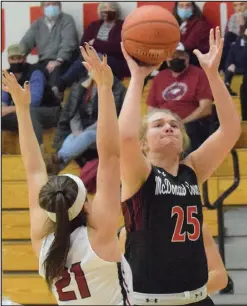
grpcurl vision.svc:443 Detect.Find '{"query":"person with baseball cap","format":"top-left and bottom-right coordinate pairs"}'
top-left (2, 43), bottom-right (61, 153)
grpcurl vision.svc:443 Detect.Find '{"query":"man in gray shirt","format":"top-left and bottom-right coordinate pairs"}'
top-left (20, 1), bottom-right (78, 90)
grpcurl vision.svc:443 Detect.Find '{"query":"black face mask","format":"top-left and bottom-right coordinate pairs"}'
top-left (169, 58), bottom-right (186, 73)
top-left (101, 11), bottom-right (116, 22)
top-left (9, 62), bottom-right (25, 73)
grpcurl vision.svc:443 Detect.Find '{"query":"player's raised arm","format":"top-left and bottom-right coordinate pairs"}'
top-left (187, 27), bottom-right (241, 183)
top-left (119, 44), bottom-right (158, 199)
top-left (2, 70), bottom-right (50, 256)
top-left (80, 44), bottom-right (121, 237)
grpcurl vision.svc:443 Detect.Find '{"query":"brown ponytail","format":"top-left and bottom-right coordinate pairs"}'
top-left (39, 176), bottom-right (80, 288)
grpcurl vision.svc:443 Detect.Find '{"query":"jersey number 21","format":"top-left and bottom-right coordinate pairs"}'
top-left (55, 262), bottom-right (91, 301)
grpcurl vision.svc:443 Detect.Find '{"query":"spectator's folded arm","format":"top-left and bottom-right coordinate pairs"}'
top-left (183, 99), bottom-right (212, 124)
top-left (80, 22), bottom-right (98, 46)
top-left (57, 16), bottom-right (78, 61)
top-left (93, 38), bottom-right (122, 57)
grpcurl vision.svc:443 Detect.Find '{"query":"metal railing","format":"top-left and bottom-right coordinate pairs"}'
top-left (202, 149), bottom-right (240, 294)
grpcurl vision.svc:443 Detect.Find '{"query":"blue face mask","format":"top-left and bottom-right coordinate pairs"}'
top-left (44, 5), bottom-right (60, 18)
top-left (177, 7), bottom-right (193, 20)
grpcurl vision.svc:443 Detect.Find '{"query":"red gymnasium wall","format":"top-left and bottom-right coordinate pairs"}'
top-left (1, 2), bottom-right (235, 57)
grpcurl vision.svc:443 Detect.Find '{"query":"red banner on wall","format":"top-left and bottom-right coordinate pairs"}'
top-left (2, 9), bottom-right (5, 52)
top-left (30, 6), bottom-right (43, 55)
top-left (83, 2), bottom-right (99, 30)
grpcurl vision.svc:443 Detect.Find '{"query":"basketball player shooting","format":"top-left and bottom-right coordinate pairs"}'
top-left (2, 44), bottom-right (133, 305)
top-left (119, 27), bottom-right (241, 305)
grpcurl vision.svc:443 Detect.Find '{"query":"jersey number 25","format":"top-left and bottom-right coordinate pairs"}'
top-left (55, 262), bottom-right (91, 301)
top-left (171, 206), bottom-right (200, 242)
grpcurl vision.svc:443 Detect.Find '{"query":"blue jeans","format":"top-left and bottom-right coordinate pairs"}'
top-left (58, 128), bottom-right (97, 164)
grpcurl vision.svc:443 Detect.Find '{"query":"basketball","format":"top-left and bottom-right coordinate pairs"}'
top-left (122, 5), bottom-right (180, 65)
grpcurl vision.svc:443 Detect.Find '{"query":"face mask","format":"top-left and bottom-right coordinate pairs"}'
top-left (101, 11), bottom-right (117, 22)
top-left (9, 62), bottom-right (25, 73)
top-left (169, 58), bottom-right (186, 73)
top-left (44, 5), bottom-right (60, 18)
top-left (177, 7), bottom-right (193, 20)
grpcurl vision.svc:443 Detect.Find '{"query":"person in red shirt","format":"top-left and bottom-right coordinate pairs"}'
top-left (173, 1), bottom-right (211, 67)
top-left (147, 43), bottom-right (213, 153)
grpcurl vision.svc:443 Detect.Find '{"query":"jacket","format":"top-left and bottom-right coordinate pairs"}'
top-left (53, 76), bottom-right (126, 150)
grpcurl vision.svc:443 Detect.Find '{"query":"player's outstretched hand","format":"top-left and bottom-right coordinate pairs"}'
top-left (193, 26), bottom-right (223, 75)
top-left (2, 70), bottom-right (31, 109)
top-left (121, 42), bottom-right (159, 80)
top-left (80, 43), bottom-right (113, 88)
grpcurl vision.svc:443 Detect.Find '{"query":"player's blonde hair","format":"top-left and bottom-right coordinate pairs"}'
top-left (140, 109), bottom-right (190, 157)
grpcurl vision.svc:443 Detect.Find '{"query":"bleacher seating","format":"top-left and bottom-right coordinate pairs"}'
top-left (2, 74), bottom-right (247, 304)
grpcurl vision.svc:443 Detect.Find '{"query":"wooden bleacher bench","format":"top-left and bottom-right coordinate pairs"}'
top-left (3, 274), bottom-right (56, 304)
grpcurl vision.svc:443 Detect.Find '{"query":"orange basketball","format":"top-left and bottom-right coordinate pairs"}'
top-left (122, 5), bottom-right (180, 65)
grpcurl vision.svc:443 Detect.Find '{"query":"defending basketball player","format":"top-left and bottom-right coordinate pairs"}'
top-left (2, 44), bottom-right (133, 305)
top-left (119, 27), bottom-right (241, 305)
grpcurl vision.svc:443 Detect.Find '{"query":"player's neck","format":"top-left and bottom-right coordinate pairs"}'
top-left (148, 151), bottom-right (180, 176)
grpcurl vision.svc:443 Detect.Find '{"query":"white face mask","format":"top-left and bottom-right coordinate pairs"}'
top-left (44, 5), bottom-right (60, 18)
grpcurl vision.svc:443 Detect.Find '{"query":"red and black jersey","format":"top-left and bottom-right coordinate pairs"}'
top-left (122, 164), bottom-right (208, 294)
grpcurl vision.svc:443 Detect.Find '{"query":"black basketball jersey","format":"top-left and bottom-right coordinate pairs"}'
top-left (122, 164), bottom-right (208, 294)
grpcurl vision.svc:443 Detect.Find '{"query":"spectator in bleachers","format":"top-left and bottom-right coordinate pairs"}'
top-left (19, 1), bottom-right (78, 90)
top-left (147, 43), bottom-right (213, 154)
top-left (224, 21), bottom-right (247, 96)
top-left (53, 2), bottom-right (129, 96)
top-left (240, 74), bottom-right (247, 120)
top-left (2, 44), bottom-right (61, 153)
top-left (48, 73), bottom-right (126, 174)
top-left (220, 2), bottom-right (247, 71)
top-left (173, 1), bottom-right (211, 67)
top-left (240, 24), bottom-right (247, 120)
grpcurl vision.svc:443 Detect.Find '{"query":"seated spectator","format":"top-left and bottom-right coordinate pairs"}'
top-left (53, 2), bottom-right (129, 95)
top-left (220, 2), bottom-right (247, 71)
top-left (147, 43), bottom-right (213, 154)
top-left (224, 22), bottom-right (247, 95)
top-left (2, 44), bottom-right (61, 153)
top-left (240, 74), bottom-right (247, 120)
top-left (173, 1), bottom-right (211, 66)
top-left (19, 1), bottom-right (78, 89)
top-left (48, 74), bottom-right (126, 174)
top-left (240, 23), bottom-right (247, 120)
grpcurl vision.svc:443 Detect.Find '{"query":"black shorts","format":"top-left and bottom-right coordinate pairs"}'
top-left (186, 296), bottom-right (215, 306)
